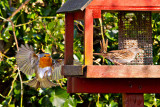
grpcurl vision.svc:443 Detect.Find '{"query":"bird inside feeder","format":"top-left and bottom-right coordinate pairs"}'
top-left (94, 39), bottom-right (144, 65)
top-left (93, 11), bottom-right (152, 65)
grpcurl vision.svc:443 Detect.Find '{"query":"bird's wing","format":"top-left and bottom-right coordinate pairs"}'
top-left (49, 59), bottom-right (82, 80)
top-left (49, 59), bottom-right (64, 80)
top-left (16, 44), bottom-right (38, 75)
top-left (108, 49), bottom-right (132, 59)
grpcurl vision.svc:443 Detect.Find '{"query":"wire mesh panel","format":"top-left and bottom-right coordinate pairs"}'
top-left (118, 11), bottom-right (153, 65)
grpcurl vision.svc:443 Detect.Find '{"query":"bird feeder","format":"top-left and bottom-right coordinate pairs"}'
top-left (57, 0), bottom-right (160, 106)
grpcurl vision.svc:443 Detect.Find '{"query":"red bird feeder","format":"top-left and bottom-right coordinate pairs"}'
top-left (57, 0), bottom-right (160, 106)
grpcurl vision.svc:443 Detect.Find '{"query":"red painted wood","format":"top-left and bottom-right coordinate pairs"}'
top-left (68, 78), bottom-right (160, 93)
top-left (86, 65), bottom-right (160, 78)
top-left (62, 65), bottom-right (160, 78)
top-left (64, 13), bottom-right (74, 65)
top-left (122, 94), bottom-right (144, 107)
top-left (92, 9), bottom-right (101, 18)
top-left (63, 1), bottom-right (159, 106)
top-left (89, 0), bottom-right (160, 7)
top-left (88, 6), bottom-right (160, 11)
top-left (65, 13), bottom-right (74, 93)
top-left (84, 8), bottom-right (93, 65)
top-left (73, 11), bottom-right (84, 20)
top-left (67, 77), bottom-right (73, 93)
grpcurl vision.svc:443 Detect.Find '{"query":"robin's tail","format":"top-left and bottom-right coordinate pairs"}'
top-left (26, 78), bottom-right (58, 88)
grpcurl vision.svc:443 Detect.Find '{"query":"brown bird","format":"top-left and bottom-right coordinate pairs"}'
top-left (94, 40), bottom-right (144, 65)
top-left (94, 48), bottom-right (143, 65)
top-left (16, 44), bottom-right (64, 88)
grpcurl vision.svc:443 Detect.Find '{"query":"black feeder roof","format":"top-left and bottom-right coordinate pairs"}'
top-left (57, 0), bottom-right (92, 13)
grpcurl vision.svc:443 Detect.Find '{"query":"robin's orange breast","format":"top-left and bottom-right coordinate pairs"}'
top-left (39, 57), bottom-right (52, 68)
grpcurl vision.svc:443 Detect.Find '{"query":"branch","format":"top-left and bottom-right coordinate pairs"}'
top-left (0, 16), bottom-right (7, 21)
top-left (18, 69), bottom-right (23, 107)
top-left (7, 73), bottom-right (19, 97)
top-left (15, 16), bottom-right (55, 27)
top-left (6, 0), bottom-right (31, 21)
top-left (9, 19), bottom-right (19, 51)
top-left (0, 71), bottom-right (19, 99)
top-left (99, 18), bottom-right (104, 41)
top-left (9, 19), bottom-right (23, 107)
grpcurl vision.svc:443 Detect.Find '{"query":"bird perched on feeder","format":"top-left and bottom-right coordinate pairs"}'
top-left (94, 39), bottom-right (144, 65)
top-left (16, 44), bottom-right (64, 88)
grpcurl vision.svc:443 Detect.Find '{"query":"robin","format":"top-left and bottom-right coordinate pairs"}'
top-left (16, 44), bottom-right (64, 88)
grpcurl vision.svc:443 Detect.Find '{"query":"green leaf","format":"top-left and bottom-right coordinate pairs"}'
top-left (42, 8), bottom-right (51, 16)
top-left (48, 21), bottom-right (55, 30)
top-left (50, 87), bottom-right (69, 107)
top-left (96, 101), bottom-right (103, 107)
top-left (39, 95), bottom-right (52, 106)
top-left (109, 100), bottom-right (118, 107)
top-left (104, 94), bottom-right (109, 100)
top-left (45, 45), bottom-right (52, 54)
top-left (157, 35), bottom-right (160, 41)
top-left (27, 13), bottom-right (36, 19)
top-left (64, 96), bottom-right (77, 107)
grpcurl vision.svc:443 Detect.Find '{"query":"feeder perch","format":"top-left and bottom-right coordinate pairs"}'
top-left (57, 0), bottom-right (160, 106)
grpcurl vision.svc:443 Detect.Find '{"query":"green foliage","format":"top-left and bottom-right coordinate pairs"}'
top-left (152, 13), bottom-right (160, 65)
top-left (0, 0), bottom-right (160, 107)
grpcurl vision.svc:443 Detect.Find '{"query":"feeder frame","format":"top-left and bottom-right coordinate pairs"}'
top-left (57, 0), bottom-right (160, 106)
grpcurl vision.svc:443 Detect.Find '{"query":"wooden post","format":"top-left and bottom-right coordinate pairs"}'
top-left (65, 13), bottom-right (74, 93)
top-left (84, 8), bottom-right (93, 65)
top-left (122, 94), bottom-right (144, 107)
top-left (64, 13), bottom-right (74, 65)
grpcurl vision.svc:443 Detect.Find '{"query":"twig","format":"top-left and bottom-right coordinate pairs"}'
top-left (9, 20), bottom-right (19, 51)
top-left (7, 72), bottom-right (19, 96)
top-left (56, 80), bottom-right (67, 90)
top-left (99, 18), bottom-right (104, 41)
top-left (0, 72), bottom-right (18, 98)
top-left (0, 93), bottom-right (6, 98)
top-left (6, 0), bottom-right (31, 21)
top-left (9, 19), bottom-right (23, 107)
top-left (97, 93), bottom-right (100, 106)
top-left (15, 16), bottom-right (55, 27)
top-left (75, 23), bottom-right (84, 34)
top-left (78, 95), bottom-right (83, 102)
top-left (0, 16), bottom-right (7, 21)
top-left (99, 18), bottom-right (106, 64)
top-left (18, 69), bottom-right (23, 107)
top-left (0, 72), bottom-right (18, 101)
